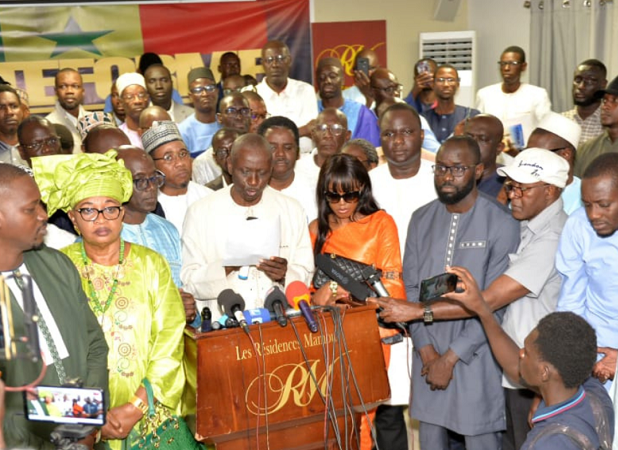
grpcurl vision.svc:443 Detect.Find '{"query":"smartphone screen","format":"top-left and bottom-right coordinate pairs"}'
top-left (419, 273), bottom-right (457, 302)
top-left (24, 385), bottom-right (105, 426)
top-left (356, 57), bottom-right (370, 76)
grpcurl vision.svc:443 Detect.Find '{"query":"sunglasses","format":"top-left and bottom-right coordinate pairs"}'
top-left (325, 191), bottom-right (361, 203)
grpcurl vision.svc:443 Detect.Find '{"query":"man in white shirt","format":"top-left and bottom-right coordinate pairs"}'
top-left (142, 120), bottom-right (212, 233)
top-left (256, 40), bottom-right (318, 154)
top-left (45, 68), bottom-right (86, 154)
top-left (258, 115), bottom-right (317, 221)
top-left (115, 72), bottom-right (150, 149)
top-left (181, 133), bottom-right (314, 317)
top-left (476, 46), bottom-right (551, 147)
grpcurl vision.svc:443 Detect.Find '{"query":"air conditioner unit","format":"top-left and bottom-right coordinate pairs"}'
top-left (419, 30), bottom-right (476, 108)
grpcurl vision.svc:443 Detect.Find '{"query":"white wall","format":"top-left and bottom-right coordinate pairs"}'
top-left (468, 0), bottom-right (531, 91)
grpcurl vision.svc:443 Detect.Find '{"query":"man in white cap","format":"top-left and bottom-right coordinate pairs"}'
top-left (556, 151), bottom-right (618, 391)
top-left (527, 112), bottom-right (582, 214)
top-left (116, 72), bottom-right (150, 148)
top-left (378, 148), bottom-right (570, 450)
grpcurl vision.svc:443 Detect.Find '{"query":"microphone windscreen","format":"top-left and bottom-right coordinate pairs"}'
top-left (217, 289), bottom-right (245, 317)
top-left (285, 281), bottom-right (311, 309)
top-left (243, 308), bottom-right (272, 324)
top-left (264, 286), bottom-right (287, 312)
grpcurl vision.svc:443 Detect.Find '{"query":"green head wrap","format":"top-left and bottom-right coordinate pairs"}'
top-left (32, 150), bottom-right (133, 217)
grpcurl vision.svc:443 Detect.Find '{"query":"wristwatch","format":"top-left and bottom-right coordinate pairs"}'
top-left (423, 304), bottom-right (434, 323)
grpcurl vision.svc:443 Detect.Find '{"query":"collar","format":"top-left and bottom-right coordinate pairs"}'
top-left (532, 386), bottom-right (585, 424)
top-left (523, 196), bottom-right (564, 235)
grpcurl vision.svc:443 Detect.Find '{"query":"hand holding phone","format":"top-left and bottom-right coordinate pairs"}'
top-left (24, 385), bottom-right (105, 426)
top-left (419, 272), bottom-right (457, 302)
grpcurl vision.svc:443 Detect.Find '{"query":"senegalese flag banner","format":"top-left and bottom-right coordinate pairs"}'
top-left (0, 0), bottom-right (310, 114)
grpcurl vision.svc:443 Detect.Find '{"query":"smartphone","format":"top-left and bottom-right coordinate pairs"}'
top-left (24, 385), bottom-right (105, 426)
top-left (419, 273), bottom-right (457, 302)
top-left (416, 60), bottom-right (431, 74)
top-left (356, 57), bottom-right (370, 76)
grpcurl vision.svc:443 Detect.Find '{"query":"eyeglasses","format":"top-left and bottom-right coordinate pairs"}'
top-left (222, 107), bottom-right (251, 117)
top-left (262, 55), bottom-right (289, 66)
top-left (21, 137), bottom-right (60, 152)
top-left (315, 123), bottom-right (345, 136)
top-left (122, 92), bottom-right (148, 101)
top-left (152, 150), bottom-right (191, 163)
top-left (504, 181), bottom-right (548, 198)
top-left (325, 191), bottom-right (361, 203)
top-left (251, 112), bottom-right (270, 121)
top-left (189, 85), bottom-right (217, 95)
top-left (74, 206), bottom-right (122, 222)
top-left (432, 164), bottom-right (477, 177)
top-left (435, 77), bottom-right (459, 84)
top-left (133, 171), bottom-right (165, 191)
top-left (498, 61), bottom-right (523, 68)
top-left (371, 84), bottom-right (402, 94)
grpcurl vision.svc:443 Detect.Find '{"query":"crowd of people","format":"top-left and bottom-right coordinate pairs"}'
top-left (0, 37), bottom-right (617, 450)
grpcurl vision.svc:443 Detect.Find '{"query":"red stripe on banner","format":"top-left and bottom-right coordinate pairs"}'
top-left (139, 2), bottom-right (270, 54)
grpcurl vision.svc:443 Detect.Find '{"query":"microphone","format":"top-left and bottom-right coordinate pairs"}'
top-left (264, 286), bottom-right (288, 327)
top-left (285, 281), bottom-right (318, 333)
top-left (243, 308), bottom-right (272, 324)
top-left (200, 307), bottom-right (212, 332)
top-left (360, 267), bottom-right (408, 333)
top-left (217, 289), bottom-right (248, 331)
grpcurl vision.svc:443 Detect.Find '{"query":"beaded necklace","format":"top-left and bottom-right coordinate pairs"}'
top-left (80, 239), bottom-right (125, 315)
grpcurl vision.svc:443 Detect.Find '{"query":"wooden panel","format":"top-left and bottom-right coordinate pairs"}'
top-left (192, 306), bottom-right (389, 449)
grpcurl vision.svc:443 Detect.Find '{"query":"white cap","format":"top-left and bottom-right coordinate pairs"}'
top-left (536, 112), bottom-right (582, 150)
top-left (497, 147), bottom-right (570, 188)
top-left (115, 73), bottom-right (146, 96)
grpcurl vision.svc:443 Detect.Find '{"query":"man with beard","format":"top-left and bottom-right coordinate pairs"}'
top-left (144, 64), bottom-right (193, 123)
top-left (557, 152), bottom-right (618, 389)
top-left (390, 136), bottom-right (519, 449)
top-left (45, 68), bottom-right (86, 153)
top-left (259, 116), bottom-right (317, 221)
top-left (316, 57), bottom-right (380, 146)
top-left (116, 72), bottom-right (150, 149)
top-left (562, 59), bottom-right (607, 146)
top-left (117, 146), bottom-right (197, 325)
top-left (0, 85), bottom-right (26, 165)
top-left (0, 163), bottom-right (108, 448)
top-left (379, 148), bottom-right (569, 450)
top-left (142, 121), bottom-right (212, 233)
top-left (422, 64), bottom-right (480, 143)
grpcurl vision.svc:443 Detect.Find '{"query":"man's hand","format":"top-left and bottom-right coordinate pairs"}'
top-left (441, 266), bottom-right (489, 316)
top-left (299, 119), bottom-right (316, 138)
top-left (424, 349), bottom-right (458, 390)
top-left (353, 70), bottom-right (374, 105)
top-left (414, 71), bottom-right (434, 91)
top-left (179, 289), bottom-right (197, 323)
top-left (593, 347), bottom-right (618, 383)
top-left (418, 344), bottom-right (441, 370)
top-left (257, 256), bottom-right (287, 282)
top-left (376, 297), bottom-right (422, 322)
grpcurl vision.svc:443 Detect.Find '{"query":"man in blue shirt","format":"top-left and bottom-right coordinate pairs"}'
top-left (556, 152), bottom-right (618, 388)
top-left (441, 270), bottom-right (614, 449)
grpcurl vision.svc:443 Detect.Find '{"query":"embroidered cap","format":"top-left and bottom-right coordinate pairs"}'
top-left (142, 120), bottom-right (184, 155)
top-left (77, 112), bottom-right (115, 140)
top-left (498, 148), bottom-right (569, 188)
top-left (115, 72), bottom-right (146, 96)
top-left (536, 112), bottom-right (581, 150)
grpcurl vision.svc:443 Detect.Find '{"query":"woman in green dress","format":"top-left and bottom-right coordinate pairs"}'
top-left (32, 150), bottom-right (186, 449)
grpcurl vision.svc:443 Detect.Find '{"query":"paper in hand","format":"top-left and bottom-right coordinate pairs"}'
top-left (221, 216), bottom-right (281, 266)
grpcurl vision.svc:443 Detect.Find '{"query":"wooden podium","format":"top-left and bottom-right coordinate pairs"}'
top-left (189, 306), bottom-right (390, 450)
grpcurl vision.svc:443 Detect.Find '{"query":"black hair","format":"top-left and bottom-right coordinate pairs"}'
top-left (378, 102), bottom-right (421, 129)
top-left (0, 84), bottom-right (20, 104)
top-left (439, 135), bottom-right (481, 164)
top-left (502, 46), bottom-right (526, 63)
top-left (212, 127), bottom-right (241, 143)
top-left (138, 53), bottom-right (163, 75)
top-left (579, 59), bottom-right (607, 78)
top-left (257, 116), bottom-right (300, 151)
top-left (341, 139), bottom-right (379, 165)
top-left (0, 163), bottom-right (31, 196)
top-left (17, 116), bottom-right (54, 143)
top-left (534, 312), bottom-right (597, 389)
top-left (583, 153), bottom-right (618, 187)
top-left (314, 154), bottom-right (380, 256)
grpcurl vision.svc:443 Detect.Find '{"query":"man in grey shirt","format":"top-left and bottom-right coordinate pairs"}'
top-left (379, 147), bottom-right (569, 450)
top-left (402, 136), bottom-right (520, 449)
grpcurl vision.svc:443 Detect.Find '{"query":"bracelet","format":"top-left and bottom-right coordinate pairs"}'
top-left (129, 395), bottom-right (148, 416)
top-left (329, 281), bottom-right (338, 298)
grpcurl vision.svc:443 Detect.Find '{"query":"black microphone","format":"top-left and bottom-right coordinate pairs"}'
top-left (200, 307), bottom-right (212, 332)
top-left (217, 289), bottom-right (248, 331)
top-left (264, 286), bottom-right (288, 327)
top-left (361, 267), bottom-right (408, 333)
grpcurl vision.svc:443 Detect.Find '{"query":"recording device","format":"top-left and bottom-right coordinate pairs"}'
top-left (200, 307), bottom-right (212, 333)
top-left (264, 286), bottom-right (288, 327)
top-left (217, 289), bottom-right (248, 330)
top-left (356, 57), bottom-right (370, 76)
top-left (359, 266), bottom-right (408, 335)
top-left (285, 281), bottom-right (318, 333)
top-left (24, 385), bottom-right (105, 426)
top-left (416, 60), bottom-right (431, 74)
top-left (243, 308), bottom-right (272, 324)
top-left (0, 273), bottom-right (40, 362)
top-left (419, 272), bottom-right (457, 302)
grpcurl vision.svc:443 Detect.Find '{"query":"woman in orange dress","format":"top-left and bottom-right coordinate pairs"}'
top-left (309, 153), bottom-right (408, 450)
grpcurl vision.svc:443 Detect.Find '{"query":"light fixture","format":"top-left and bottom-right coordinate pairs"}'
top-left (523, 0), bottom-right (531, 7)
top-left (563, 0), bottom-right (570, 6)
top-left (539, 0), bottom-right (545, 9)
